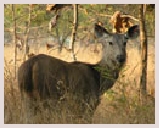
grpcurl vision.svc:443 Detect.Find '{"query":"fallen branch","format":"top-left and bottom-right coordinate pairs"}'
top-left (121, 15), bottom-right (140, 22)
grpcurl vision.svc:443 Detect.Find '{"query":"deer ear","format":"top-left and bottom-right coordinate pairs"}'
top-left (127, 25), bottom-right (140, 39)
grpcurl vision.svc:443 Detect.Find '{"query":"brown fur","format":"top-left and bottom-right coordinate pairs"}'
top-left (18, 27), bottom-right (139, 120)
top-left (18, 54), bottom-right (120, 118)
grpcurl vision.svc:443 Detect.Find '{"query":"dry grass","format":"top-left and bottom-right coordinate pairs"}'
top-left (4, 38), bottom-right (155, 124)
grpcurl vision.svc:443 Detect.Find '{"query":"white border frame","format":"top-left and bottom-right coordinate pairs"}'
top-left (2, 1), bottom-right (158, 127)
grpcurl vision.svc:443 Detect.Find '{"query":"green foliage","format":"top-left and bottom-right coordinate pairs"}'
top-left (4, 4), bottom-right (155, 41)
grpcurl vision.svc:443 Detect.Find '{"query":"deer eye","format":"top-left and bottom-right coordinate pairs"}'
top-left (109, 42), bottom-right (113, 45)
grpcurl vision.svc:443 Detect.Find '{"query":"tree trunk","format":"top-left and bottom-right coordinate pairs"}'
top-left (139, 4), bottom-right (148, 102)
top-left (23, 4), bottom-right (31, 61)
top-left (55, 13), bottom-right (60, 54)
top-left (12, 4), bottom-right (17, 79)
top-left (71, 4), bottom-right (78, 61)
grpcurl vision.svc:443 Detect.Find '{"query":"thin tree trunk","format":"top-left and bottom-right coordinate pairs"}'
top-left (140, 4), bottom-right (148, 102)
top-left (71, 4), bottom-right (78, 61)
top-left (23, 4), bottom-right (31, 61)
top-left (56, 25), bottom-right (60, 54)
top-left (12, 4), bottom-right (17, 79)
